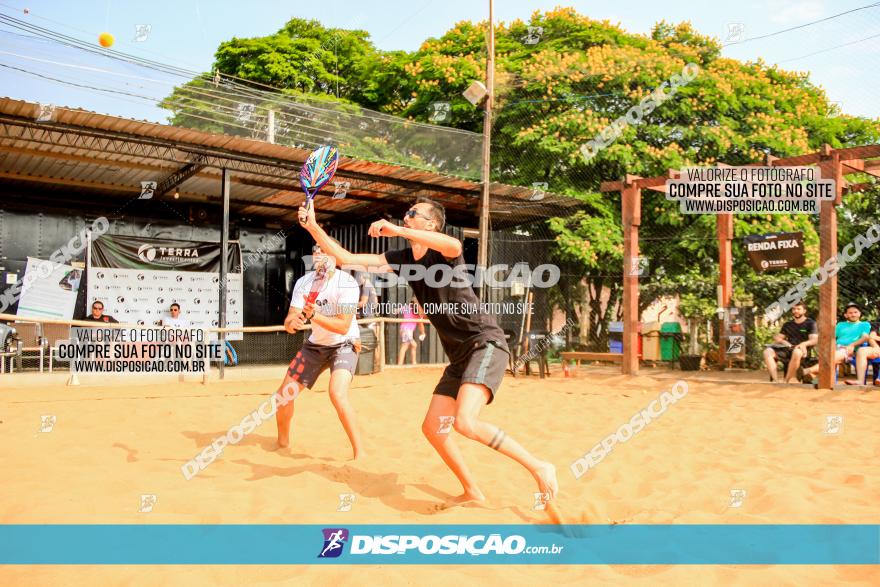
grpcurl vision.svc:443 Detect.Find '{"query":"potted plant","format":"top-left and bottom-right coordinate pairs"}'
top-left (678, 293), bottom-right (716, 370)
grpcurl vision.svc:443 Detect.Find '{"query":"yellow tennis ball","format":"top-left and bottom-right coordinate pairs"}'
top-left (98, 32), bottom-right (115, 48)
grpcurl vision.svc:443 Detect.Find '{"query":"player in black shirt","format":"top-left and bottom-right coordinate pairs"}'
top-left (762, 302), bottom-right (816, 383)
top-left (299, 198), bottom-right (558, 506)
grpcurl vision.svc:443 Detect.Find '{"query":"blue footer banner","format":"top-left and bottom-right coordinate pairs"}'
top-left (1, 525), bottom-right (878, 564)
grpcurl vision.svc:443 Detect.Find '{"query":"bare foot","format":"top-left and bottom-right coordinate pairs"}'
top-left (276, 437), bottom-right (290, 449)
top-left (533, 461), bottom-right (559, 500)
top-left (450, 488), bottom-right (486, 504)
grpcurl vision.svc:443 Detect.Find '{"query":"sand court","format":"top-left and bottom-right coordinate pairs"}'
top-left (1, 366), bottom-right (879, 584)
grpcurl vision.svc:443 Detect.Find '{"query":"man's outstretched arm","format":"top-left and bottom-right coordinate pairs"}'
top-left (299, 205), bottom-right (393, 272)
top-left (368, 219), bottom-right (462, 259)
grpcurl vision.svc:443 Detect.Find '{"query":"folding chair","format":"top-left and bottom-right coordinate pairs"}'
top-left (42, 323), bottom-right (72, 373)
top-left (503, 329), bottom-right (520, 377)
top-left (522, 330), bottom-right (550, 378)
top-left (13, 321), bottom-right (45, 372)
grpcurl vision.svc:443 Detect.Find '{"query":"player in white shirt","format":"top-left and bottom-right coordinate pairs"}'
top-left (161, 303), bottom-right (190, 327)
top-left (274, 243), bottom-right (365, 459)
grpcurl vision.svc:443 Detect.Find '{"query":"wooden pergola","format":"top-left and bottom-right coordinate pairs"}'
top-left (600, 143), bottom-right (880, 389)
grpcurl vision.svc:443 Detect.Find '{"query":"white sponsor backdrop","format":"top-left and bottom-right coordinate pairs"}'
top-left (87, 268), bottom-right (243, 340)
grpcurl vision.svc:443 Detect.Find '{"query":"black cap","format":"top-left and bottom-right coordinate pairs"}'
top-left (844, 302), bottom-right (861, 312)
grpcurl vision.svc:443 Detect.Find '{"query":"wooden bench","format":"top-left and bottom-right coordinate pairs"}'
top-left (561, 351), bottom-right (623, 376)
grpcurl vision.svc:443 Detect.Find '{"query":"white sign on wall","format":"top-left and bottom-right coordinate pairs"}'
top-left (17, 257), bottom-right (82, 319)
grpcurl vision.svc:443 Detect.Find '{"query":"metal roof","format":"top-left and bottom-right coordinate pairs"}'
top-left (0, 97), bottom-right (581, 228)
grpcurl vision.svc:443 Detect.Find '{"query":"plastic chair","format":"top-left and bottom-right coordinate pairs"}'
top-left (846, 345), bottom-right (880, 384)
top-left (0, 322), bottom-right (20, 373)
top-left (223, 340), bottom-right (239, 366)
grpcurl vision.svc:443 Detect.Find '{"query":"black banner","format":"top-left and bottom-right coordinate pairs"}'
top-left (743, 231), bottom-right (804, 272)
top-left (90, 235), bottom-right (240, 272)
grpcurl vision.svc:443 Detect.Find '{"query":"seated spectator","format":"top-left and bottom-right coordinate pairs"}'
top-left (846, 319), bottom-right (880, 386)
top-left (161, 303), bottom-right (190, 328)
top-left (802, 302), bottom-right (871, 383)
top-left (82, 300), bottom-right (118, 323)
top-left (762, 302), bottom-right (817, 383)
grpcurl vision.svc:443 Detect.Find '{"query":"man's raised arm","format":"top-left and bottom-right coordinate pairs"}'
top-left (299, 205), bottom-right (392, 272)
top-left (368, 219), bottom-right (462, 259)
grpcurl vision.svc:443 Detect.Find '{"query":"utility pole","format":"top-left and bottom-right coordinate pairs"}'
top-left (477, 0), bottom-right (494, 282)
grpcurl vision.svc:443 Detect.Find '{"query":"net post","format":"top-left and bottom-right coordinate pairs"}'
top-left (717, 214), bottom-right (734, 368)
top-left (219, 168), bottom-right (230, 380)
top-left (377, 318), bottom-right (385, 373)
top-left (201, 328), bottom-right (211, 384)
top-left (622, 178), bottom-right (641, 376)
top-left (476, 0), bottom-right (495, 302)
top-left (817, 146), bottom-right (841, 389)
top-left (267, 109), bottom-right (275, 144)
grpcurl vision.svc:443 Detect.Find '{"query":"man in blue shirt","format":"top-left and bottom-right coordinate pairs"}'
top-left (802, 303), bottom-right (871, 383)
top-left (846, 316), bottom-right (880, 386)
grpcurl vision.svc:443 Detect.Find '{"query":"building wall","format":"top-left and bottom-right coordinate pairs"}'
top-left (0, 204), bottom-right (289, 326)
top-left (0, 194), bottom-right (554, 366)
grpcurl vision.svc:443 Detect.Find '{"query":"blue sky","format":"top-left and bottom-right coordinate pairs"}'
top-left (0, 0), bottom-right (878, 121)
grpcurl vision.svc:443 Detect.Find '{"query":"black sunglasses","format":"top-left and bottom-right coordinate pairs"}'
top-left (405, 209), bottom-right (432, 221)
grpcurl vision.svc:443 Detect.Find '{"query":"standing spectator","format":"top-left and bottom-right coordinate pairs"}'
top-left (398, 296), bottom-right (426, 365)
top-left (356, 272), bottom-right (378, 320)
top-left (82, 300), bottom-right (118, 323)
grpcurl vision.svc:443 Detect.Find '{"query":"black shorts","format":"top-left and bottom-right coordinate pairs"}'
top-left (287, 339), bottom-right (360, 390)
top-left (772, 346), bottom-right (793, 363)
top-left (770, 345), bottom-right (817, 368)
top-left (434, 340), bottom-right (509, 405)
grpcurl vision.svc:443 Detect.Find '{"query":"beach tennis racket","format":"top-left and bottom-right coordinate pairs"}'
top-left (300, 261), bottom-right (330, 321)
top-left (299, 145), bottom-right (339, 214)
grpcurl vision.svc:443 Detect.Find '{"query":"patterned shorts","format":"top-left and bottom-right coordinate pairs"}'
top-left (287, 339), bottom-right (360, 389)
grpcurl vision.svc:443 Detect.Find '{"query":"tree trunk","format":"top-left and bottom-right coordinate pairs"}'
top-left (558, 270), bottom-right (579, 348)
top-left (587, 276), bottom-right (605, 351)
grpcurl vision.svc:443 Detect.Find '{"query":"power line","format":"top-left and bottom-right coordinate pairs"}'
top-left (724, 1), bottom-right (880, 46)
top-left (0, 60), bottom-right (484, 176)
top-left (0, 15), bottom-right (479, 136)
top-left (0, 60), bottom-right (371, 147)
top-left (0, 61), bottom-right (265, 135)
top-left (0, 14), bottom-right (196, 78)
top-left (0, 46), bottom-right (465, 145)
top-left (778, 31), bottom-right (880, 63)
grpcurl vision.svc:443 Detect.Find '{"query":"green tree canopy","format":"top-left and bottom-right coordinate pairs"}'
top-left (162, 8), bottom-right (880, 345)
